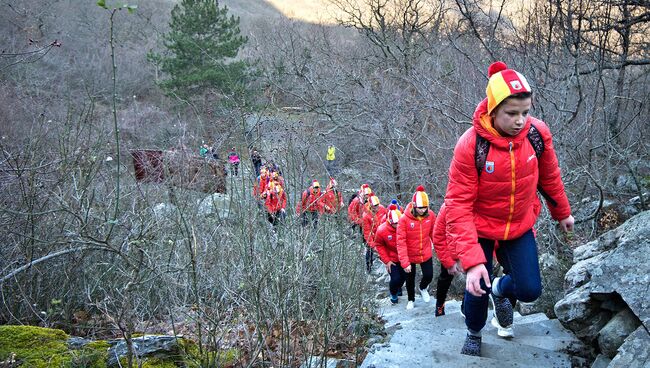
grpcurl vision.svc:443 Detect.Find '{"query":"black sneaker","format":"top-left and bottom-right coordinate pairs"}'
top-left (435, 304), bottom-right (445, 317)
top-left (490, 278), bottom-right (514, 329)
top-left (460, 334), bottom-right (481, 356)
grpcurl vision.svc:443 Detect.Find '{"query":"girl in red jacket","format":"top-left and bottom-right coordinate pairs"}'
top-left (396, 186), bottom-right (436, 310)
top-left (373, 204), bottom-right (405, 304)
top-left (444, 62), bottom-right (574, 356)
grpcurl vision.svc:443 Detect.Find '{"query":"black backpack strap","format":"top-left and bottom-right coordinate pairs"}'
top-left (527, 124), bottom-right (558, 207)
top-left (475, 133), bottom-right (490, 177)
top-left (527, 124), bottom-right (544, 158)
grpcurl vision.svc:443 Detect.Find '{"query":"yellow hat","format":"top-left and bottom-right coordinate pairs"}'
top-left (412, 185), bottom-right (429, 207)
top-left (486, 61), bottom-right (532, 114)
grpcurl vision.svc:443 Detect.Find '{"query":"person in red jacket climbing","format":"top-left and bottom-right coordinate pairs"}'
top-left (444, 61), bottom-right (574, 357)
top-left (362, 194), bottom-right (387, 273)
top-left (373, 204), bottom-right (406, 304)
top-left (296, 180), bottom-right (324, 228)
top-left (396, 185), bottom-right (436, 310)
top-left (262, 179), bottom-right (287, 226)
top-left (323, 178), bottom-right (344, 214)
top-left (347, 184), bottom-right (372, 234)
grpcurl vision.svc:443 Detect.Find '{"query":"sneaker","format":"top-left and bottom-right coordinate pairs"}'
top-left (419, 288), bottom-right (431, 303)
top-left (390, 294), bottom-right (399, 304)
top-left (406, 301), bottom-right (414, 310)
top-left (490, 285), bottom-right (514, 332)
top-left (491, 316), bottom-right (514, 338)
top-left (435, 304), bottom-right (445, 317)
top-left (460, 333), bottom-right (481, 356)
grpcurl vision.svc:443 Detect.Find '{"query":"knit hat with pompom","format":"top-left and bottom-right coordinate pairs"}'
top-left (368, 194), bottom-right (380, 206)
top-left (412, 185), bottom-right (429, 208)
top-left (386, 204), bottom-right (402, 224)
top-left (486, 61), bottom-right (532, 114)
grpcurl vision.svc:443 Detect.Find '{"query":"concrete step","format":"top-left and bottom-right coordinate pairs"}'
top-left (362, 327), bottom-right (573, 368)
top-left (364, 296), bottom-right (579, 368)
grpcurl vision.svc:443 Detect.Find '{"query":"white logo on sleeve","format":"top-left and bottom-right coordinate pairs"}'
top-left (527, 154), bottom-right (536, 162)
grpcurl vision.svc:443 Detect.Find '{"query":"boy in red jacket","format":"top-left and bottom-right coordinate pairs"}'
top-left (323, 178), bottom-right (344, 214)
top-left (396, 185), bottom-right (436, 310)
top-left (373, 204), bottom-right (405, 304)
top-left (444, 62), bottom-right (574, 356)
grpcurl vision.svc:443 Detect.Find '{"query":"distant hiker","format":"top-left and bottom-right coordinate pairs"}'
top-left (373, 204), bottom-right (405, 304)
top-left (432, 204), bottom-right (463, 317)
top-left (396, 185), bottom-right (436, 310)
top-left (325, 145), bottom-right (337, 174)
top-left (270, 170), bottom-right (285, 188)
top-left (296, 180), bottom-right (324, 227)
top-left (262, 180), bottom-right (287, 226)
top-left (254, 167), bottom-right (270, 207)
top-left (444, 61), bottom-right (574, 356)
top-left (227, 147), bottom-right (240, 176)
top-left (210, 146), bottom-right (219, 160)
top-left (323, 177), bottom-right (344, 214)
top-left (362, 194), bottom-right (387, 273)
top-left (347, 184), bottom-right (372, 230)
top-left (251, 149), bottom-right (262, 177)
top-left (199, 143), bottom-right (209, 158)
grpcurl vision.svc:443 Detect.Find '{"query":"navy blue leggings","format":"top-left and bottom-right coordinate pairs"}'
top-left (389, 264), bottom-right (407, 296)
top-left (464, 229), bottom-right (542, 332)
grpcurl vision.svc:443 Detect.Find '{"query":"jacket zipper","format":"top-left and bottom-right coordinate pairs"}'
top-left (419, 217), bottom-right (423, 262)
top-left (504, 141), bottom-right (516, 240)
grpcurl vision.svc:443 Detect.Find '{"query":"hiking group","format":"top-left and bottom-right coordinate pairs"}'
top-left (243, 61), bottom-right (575, 357)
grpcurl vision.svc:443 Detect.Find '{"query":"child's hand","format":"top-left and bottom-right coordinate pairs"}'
top-left (559, 215), bottom-right (575, 233)
top-left (466, 264), bottom-right (491, 297)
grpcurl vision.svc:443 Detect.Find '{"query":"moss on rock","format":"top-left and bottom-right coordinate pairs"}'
top-left (0, 325), bottom-right (71, 367)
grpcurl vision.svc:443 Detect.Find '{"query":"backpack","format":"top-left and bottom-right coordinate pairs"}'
top-left (474, 124), bottom-right (557, 207)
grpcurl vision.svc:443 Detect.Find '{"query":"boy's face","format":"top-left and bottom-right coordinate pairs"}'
top-left (491, 97), bottom-right (532, 137)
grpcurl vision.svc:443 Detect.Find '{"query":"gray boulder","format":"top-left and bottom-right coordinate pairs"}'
top-left (197, 193), bottom-right (233, 219)
top-left (107, 335), bottom-right (181, 366)
top-left (609, 325), bottom-right (650, 367)
top-left (597, 308), bottom-right (641, 358)
top-left (555, 211), bottom-right (650, 364)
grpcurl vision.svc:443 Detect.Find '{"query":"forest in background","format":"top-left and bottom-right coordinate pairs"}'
top-left (1, 0), bottom-right (648, 366)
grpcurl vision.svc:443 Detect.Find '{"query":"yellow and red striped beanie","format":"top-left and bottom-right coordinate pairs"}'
top-left (412, 185), bottom-right (429, 207)
top-left (369, 194), bottom-right (380, 206)
top-left (386, 204), bottom-right (402, 224)
top-left (486, 61), bottom-right (532, 114)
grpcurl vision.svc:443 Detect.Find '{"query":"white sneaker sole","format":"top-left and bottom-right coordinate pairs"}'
top-left (491, 317), bottom-right (514, 338)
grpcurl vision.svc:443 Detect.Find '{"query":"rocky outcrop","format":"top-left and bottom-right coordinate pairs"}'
top-left (107, 335), bottom-right (182, 366)
top-left (554, 211), bottom-right (650, 366)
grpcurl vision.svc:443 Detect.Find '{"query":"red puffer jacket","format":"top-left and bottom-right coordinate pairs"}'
top-left (296, 189), bottom-right (324, 214)
top-left (432, 204), bottom-right (456, 269)
top-left (323, 190), bottom-right (344, 214)
top-left (264, 190), bottom-right (286, 214)
top-left (396, 203), bottom-right (436, 268)
top-left (445, 98), bottom-right (571, 270)
top-left (362, 205), bottom-right (387, 246)
top-left (347, 196), bottom-right (363, 225)
top-left (373, 221), bottom-right (399, 264)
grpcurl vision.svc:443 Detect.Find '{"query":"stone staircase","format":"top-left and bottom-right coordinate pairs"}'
top-left (361, 295), bottom-right (583, 368)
